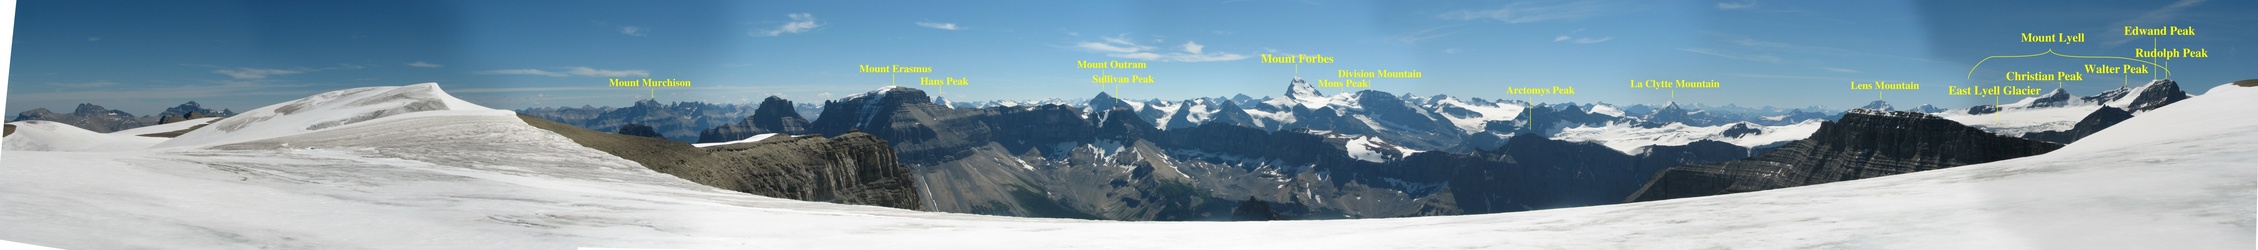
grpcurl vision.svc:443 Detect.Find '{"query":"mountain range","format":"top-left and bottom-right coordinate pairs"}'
top-left (9, 77), bottom-right (2193, 221)
top-left (9, 101), bottom-right (235, 133)
top-left (654, 77), bottom-right (2187, 220)
top-left (5, 80), bottom-right (2248, 248)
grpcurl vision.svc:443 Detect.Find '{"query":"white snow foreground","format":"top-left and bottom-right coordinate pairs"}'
top-left (3, 117), bottom-right (219, 152)
top-left (3, 83), bottom-right (2253, 249)
top-left (1, 121), bottom-right (170, 152)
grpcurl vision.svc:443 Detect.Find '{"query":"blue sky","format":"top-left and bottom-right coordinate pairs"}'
top-left (8, 0), bottom-right (2253, 116)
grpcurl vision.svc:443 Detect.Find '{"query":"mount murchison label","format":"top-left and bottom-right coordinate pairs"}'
top-left (608, 78), bottom-right (693, 87)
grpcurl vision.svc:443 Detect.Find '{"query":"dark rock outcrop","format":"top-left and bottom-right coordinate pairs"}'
top-left (9, 103), bottom-right (149, 133)
top-left (615, 124), bottom-right (665, 139)
top-left (1627, 109), bottom-right (2063, 202)
top-left (697, 96), bottom-right (813, 143)
top-left (518, 114), bottom-right (921, 210)
top-left (2117, 79), bottom-right (2190, 112)
top-left (154, 101), bottom-right (235, 124)
top-left (1718, 123), bottom-right (1761, 138)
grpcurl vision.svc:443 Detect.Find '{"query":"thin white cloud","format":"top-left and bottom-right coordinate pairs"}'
top-left (2104, 0), bottom-right (2208, 46)
top-left (1396, 26), bottom-right (1457, 45)
top-left (1069, 35), bottom-right (1247, 62)
top-left (478, 69), bottom-right (567, 77)
top-left (12, 81), bottom-right (315, 105)
top-left (406, 61), bottom-right (443, 68)
top-left (1565, 37), bottom-right (1613, 44)
top-left (1075, 42), bottom-right (1142, 53)
top-left (915, 22), bottom-right (962, 30)
top-left (48, 80), bottom-right (117, 88)
top-left (1709, 32), bottom-right (1938, 63)
top-left (1553, 29), bottom-right (1613, 44)
top-left (620, 26), bottom-right (646, 36)
top-left (478, 67), bottom-right (649, 78)
top-left (1732, 73), bottom-right (1881, 82)
top-left (1716, 1), bottom-right (1756, 10)
top-left (1680, 48), bottom-right (1782, 63)
top-left (1438, 1), bottom-right (1609, 24)
top-left (214, 68), bottom-right (304, 79)
top-left (757, 13), bottom-right (821, 37)
top-left (87, 37), bottom-right (101, 42)
top-left (1817, 67), bottom-right (1862, 73)
top-left (565, 67), bottom-right (649, 77)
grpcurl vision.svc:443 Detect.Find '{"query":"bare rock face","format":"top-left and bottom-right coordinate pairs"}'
top-left (154, 101), bottom-right (235, 124)
top-left (519, 114), bottom-right (921, 210)
top-left (615, 124), bottom-right (665, 139)
top-left (1628, 109), bottom-right (2063, 202)
top-left (2120, 79), bottom-right (2190, 112)
top-left (698, 96), bottom-right (812, 143)
top-left (10, 103), bottom-right (149, 133)
top-left (698, 132), bottom-right (921, 208)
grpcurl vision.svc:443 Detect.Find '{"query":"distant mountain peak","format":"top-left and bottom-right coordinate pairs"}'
top-left (1844, 108), bottom-right (1938, 120)
top-left (1287, 77), bottom-right (1323, 101)
top-left (1859, 100), bottom-right (1894, 111)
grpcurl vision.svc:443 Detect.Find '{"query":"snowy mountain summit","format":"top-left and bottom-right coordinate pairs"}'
top-left (155, 83), bottom-right (497, 148)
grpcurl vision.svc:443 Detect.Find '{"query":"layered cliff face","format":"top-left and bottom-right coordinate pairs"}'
top-left (1627, 109), bottom-right (2063, 202)
top-left (699, 132), bottom-right (921, 208)
top-left (518, 114), bottom-right (921, 210)
top-left (698, 96), bottom-right (813, 143)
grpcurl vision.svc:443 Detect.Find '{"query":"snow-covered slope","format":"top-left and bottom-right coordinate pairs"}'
top-left (691, 133), bottom-right (778, 148)
top-left (155, 82), bottom-right (496, 148)
top-left (5, 118), bottom-right (223, 152)
top-left (1343, 135), bottom-right (1422, 163)
top-left (109, 117), bottom-right (221, 136)
top-left (1432, 97), bottom-right (1525, 133)
top-left (3, 83), bottom-right (2250, 249)
top-left (1554, 120), bottom-right (1823, 153)
top-left (1936, 105), bottom-right (2099, 136)
top-left (2, 121), bottom-right (169, 152)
